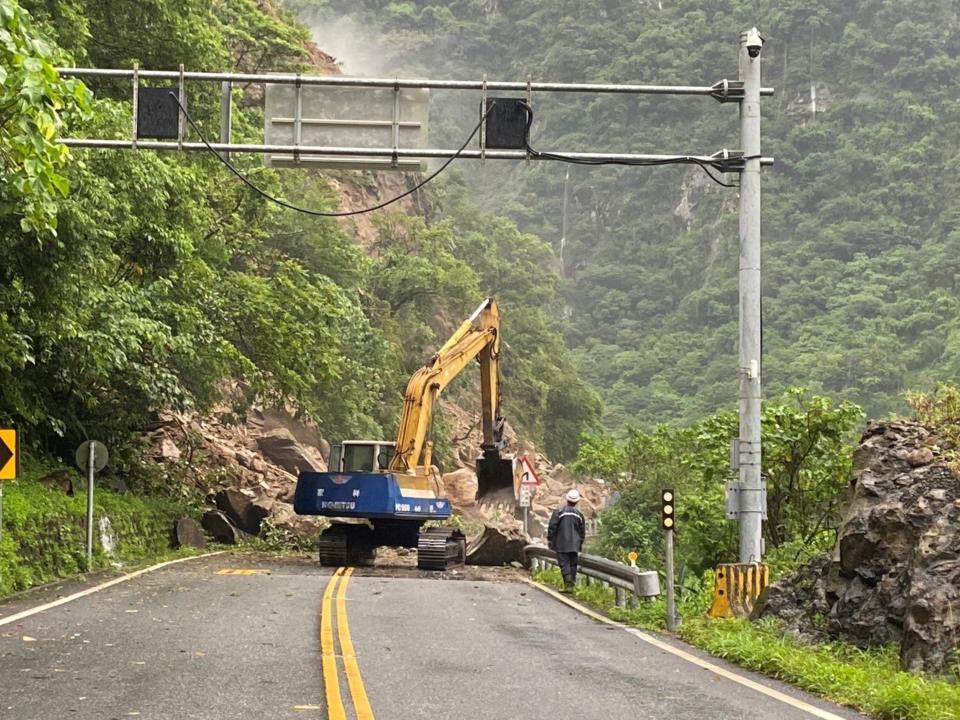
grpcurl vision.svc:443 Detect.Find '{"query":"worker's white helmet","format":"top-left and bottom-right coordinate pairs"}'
top-left (566, 489), bottom-right (581, 503)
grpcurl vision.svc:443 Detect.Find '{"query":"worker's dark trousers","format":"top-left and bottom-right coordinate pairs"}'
top-left (557, 551), bottom-right (579, 584)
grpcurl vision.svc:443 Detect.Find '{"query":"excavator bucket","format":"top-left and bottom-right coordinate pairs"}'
top-left (476, 449), bottom-right (516, 505)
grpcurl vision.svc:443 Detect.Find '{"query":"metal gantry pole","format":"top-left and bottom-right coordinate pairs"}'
top-left (559, 167), bottom-right (570, 277)
top-left (737, 30), bottom-right (764, 564)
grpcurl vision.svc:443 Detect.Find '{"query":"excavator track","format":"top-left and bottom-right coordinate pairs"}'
top-left (416, 526), bottom-right (466, 571)
top-left (318, 527), bottom-right (349, 566)
top-left (318, 524), bottom-right (376, 567)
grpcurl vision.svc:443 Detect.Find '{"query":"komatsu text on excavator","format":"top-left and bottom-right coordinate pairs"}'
top-left (293, 298), bottom-right (515, 570)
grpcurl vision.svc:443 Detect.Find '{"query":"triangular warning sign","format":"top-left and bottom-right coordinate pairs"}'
top-left (519, 456), bottom-right (541, 485)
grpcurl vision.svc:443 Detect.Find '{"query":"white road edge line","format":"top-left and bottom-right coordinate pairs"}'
top-left (0, 551), bottom-right (226, 627)
top-left (521, 577), bottom-right (853, 720)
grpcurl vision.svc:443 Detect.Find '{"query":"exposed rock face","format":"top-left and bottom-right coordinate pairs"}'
top-left (157, 438), bottom-right (182, 462)
top-left (144, 401), bottom-right (327, 501)
top-left (143, 399), bottom-right (326, 543)
top-left (756, 420), bottom-right (960, 675)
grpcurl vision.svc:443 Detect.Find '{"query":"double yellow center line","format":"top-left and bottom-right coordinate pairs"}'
top-left (320, 568), bottom-right (375, 719)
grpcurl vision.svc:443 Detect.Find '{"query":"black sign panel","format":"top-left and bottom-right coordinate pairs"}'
top-left (137, 87), bottom-right (182, 139)
top-left (484, 98), bottom-right (530, 150)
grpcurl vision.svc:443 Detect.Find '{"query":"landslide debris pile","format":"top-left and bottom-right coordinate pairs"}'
top-left (440, 400), bottom-right (607, 541)
top-left (147, 404), bottom-right (328, 546)
top-left (756, 420), bottom-right (960, 675)
top-left (146, 396), bottom-right (603, 563)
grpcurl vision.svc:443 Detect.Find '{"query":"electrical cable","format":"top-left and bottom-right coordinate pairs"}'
top-left (516, 100), bottom-right (738, 188)
top-left (168, 91), bottom-right (495, 217)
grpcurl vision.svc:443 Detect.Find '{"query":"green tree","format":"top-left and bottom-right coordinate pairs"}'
top-left (583, 390), bottom-right (863, 574)
top-left (0, 0), bottom-right (90, 235)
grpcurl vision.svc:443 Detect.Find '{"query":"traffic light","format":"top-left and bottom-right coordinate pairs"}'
top-left (661, 488), bottom-right (675, 531)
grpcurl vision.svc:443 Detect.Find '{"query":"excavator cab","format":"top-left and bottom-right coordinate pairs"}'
top-left (476, 446), bottom-right (516, 504)
top-left (330, 440), bottom-right (396, 473)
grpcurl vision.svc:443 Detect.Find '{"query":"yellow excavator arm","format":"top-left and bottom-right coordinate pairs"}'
top-left (388, 298), bottom-right (513, 500)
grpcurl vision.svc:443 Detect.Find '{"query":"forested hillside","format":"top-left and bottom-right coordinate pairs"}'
top-left (0, 0), bottom-right (598, 475)
top-left (296, 0), bottom-right (960, 429)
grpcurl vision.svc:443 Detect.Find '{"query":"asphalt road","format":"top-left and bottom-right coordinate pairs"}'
top-left (0, 554), bottom-right (866, 720)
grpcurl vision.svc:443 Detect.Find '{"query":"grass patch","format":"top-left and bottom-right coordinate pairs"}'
top-left (532, 567), bottom-right (960, 720)
top-left (0, 456), bottom-right (194, 597)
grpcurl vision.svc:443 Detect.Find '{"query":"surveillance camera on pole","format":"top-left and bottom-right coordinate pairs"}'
top-left (745, 27), bottom-right (763, 58)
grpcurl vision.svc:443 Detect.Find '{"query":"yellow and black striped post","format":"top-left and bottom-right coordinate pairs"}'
top-left (708, 562), bottom-right (770, 618)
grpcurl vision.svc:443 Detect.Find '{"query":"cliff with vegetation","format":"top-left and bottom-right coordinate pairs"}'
top-left (0, 0), bottom-right (599, 591)
top-left (300, 0), bottom-right (960, 430)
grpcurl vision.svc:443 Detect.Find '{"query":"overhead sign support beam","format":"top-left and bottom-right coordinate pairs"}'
top-left (57, 28), bottom-right (772, 563)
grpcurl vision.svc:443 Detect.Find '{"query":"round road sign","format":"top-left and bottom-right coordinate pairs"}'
top-left (75, 440), bottom-right (109, 472)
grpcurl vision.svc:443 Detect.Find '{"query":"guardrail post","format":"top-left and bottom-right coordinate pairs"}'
top-left (615, 587), bottom-right (625, 607)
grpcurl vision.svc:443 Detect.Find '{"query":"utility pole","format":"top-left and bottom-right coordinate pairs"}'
top-left (737, 28), bottom-right (764, 564)
top-left (559, 167), bottom-right (569, 277)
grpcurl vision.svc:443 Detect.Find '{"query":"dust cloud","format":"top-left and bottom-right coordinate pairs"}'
top-left (307, 16), bottom-right (389, 77)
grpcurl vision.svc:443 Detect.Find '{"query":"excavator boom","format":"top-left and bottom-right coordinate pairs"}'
top-left (293, 297), bottom-right (514, 570)
top-left (389, 298), bottom-right (514, 501)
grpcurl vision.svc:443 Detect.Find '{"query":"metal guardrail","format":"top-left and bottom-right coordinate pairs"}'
top-left (524, 545), bottom-right (660, 607)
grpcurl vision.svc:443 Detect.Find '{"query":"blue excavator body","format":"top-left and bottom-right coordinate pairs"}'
top-left (293, 470), bottom-right (452, 521)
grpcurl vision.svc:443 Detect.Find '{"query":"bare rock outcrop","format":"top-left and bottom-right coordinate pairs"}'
top-left (143, 398), bottom-right (327, 543)
top-left (756, 420), bottom-right (960, 675)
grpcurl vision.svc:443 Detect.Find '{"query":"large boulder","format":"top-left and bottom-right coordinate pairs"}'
top-left (157, 437), bottom-right (182, 462)
top-left (267, 501), bottom-right (322, 546)
top-left (256, 428), bottom-right (326, 476)
top-left (442, 467), bottom-right (478, 508)
top-left (202, 510), bottom-right (242, 544)
top-left (466, 522), bottom-right (527, 566)
top-left (172, 517), bottom-right (206, 549)
top-left (756, 420), bottom-right (960, 675)
top-left (215, 487), bottom-right (273, 535)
